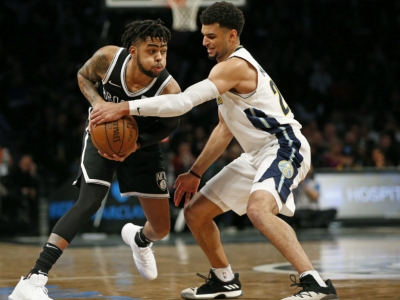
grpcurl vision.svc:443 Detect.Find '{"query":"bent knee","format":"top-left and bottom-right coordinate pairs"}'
top-left (183, 204), bottom-right (196, 225)
top-left (247, 190), bottom-right (279, 218)
top-left (183, 200), bottom-right (208, 225)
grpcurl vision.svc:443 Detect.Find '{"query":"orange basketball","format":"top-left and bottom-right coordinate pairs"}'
top-left (91, 115), bottom-right (139, 157)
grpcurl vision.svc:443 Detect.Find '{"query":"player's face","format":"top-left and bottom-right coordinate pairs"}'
top-left (136, 37), bottom-right (167, 78)
top-left (201, 23), bottom-right (232, 62)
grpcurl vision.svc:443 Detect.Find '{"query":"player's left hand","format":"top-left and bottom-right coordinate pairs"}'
top-left (173, 172), bottom-right (201, 206)
top-left (98, 142), bottom-right (140, 162)
top-left (91, 102), bottom-right (125, 125)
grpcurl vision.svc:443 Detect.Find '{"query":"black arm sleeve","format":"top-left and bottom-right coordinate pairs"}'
top-left (137, 116), bottom-right (180, 148)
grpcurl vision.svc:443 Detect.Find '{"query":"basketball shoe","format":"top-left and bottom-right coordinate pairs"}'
top-left (9, 274), bottom-right (53, 300)
top-left (282, 274), bottom-right (339, 300)
top-left (181, 269), bottom-right (243, 299)
top-left (121, 223), bottom-right (157, 280)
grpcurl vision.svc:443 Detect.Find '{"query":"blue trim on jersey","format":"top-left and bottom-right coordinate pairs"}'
top-left (244, 108), bottom-right (303, 203)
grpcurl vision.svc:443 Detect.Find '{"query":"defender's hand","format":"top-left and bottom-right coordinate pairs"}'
top-left (91, 102), bottom-right (125, 125)
top-left (173, 172), bottom-right (201, 206)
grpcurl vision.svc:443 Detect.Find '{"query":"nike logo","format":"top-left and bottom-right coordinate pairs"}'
top-left (38, 270), bottom-right (48, 276)
top-left (109, 80), bottom-right (121, 88)
top-left (46, 243), bottom-right (59, 250)
top-left (137, 107), bottom-right (141, 115)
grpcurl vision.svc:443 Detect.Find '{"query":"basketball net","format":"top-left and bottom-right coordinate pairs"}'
top-left (168, 0), bottom-right (202, 32)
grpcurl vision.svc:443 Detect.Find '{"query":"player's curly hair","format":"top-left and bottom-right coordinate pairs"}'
top-left (121, 19), bottom-right (171, 49)
top-left (200, 1), bottom-right (245, 36)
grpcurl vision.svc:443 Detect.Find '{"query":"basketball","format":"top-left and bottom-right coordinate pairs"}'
top-left (91, 115), bottom-right (139, 157)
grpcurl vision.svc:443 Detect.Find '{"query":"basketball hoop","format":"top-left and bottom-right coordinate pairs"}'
top-left (168, 0), bottom-right (202, 32)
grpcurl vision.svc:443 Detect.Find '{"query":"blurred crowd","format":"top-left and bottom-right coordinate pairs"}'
top-left (0, 0), bottom-right (399, 235)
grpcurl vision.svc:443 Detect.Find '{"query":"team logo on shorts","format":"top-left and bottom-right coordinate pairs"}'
top-left (155, 171), bottom-right (167, 191)
top-left (278, 160), bottom-right (294, 178)
top-left (216, 96), bottom-right (223, 105)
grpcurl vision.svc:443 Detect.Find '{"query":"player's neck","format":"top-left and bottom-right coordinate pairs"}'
top-left (217, 43), bottom-right (242, 63)
top-left (125, 60), bottom-right (154, 91)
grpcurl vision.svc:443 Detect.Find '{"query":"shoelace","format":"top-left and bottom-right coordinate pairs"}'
top-left (196, 272), bottom-right (214, 286)
top-left (30, 280), bottom-right (49, 298)
top-left (288, 274), bottom-right (319, 298)
top-left (136, 247), bottom-right (155, 266)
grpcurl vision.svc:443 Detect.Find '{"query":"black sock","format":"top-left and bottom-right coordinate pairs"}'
top-left (26, 243), bottom-right (63, 278)
top-left (134, 228), bottom-right (152, 248)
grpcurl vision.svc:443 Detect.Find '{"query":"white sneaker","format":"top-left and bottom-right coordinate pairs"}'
top-left (121, 223), bottom-right (157, 280)
top-left (9, 274), bottom-right (53, 300)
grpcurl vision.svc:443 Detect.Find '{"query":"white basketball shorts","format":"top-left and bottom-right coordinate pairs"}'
top-left (200, 129), bottom-right (311, 217)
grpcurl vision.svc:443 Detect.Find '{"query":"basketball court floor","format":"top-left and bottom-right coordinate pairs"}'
top-left (0, 225), bottom-right (399, 299)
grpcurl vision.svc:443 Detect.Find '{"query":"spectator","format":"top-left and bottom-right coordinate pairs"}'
top-left (0, 154), bottom-right (40, 235)
top-left (322, 122), bottom-right (338, 149)
top-left (342, 131), bottom-right (358, 159)
top-left (370, 147), bottom-right (392, 168)
top-left (191, 126), bottom-right (208, 157)
top-left (171, 142), bottom-right (196, 180)
top-left (378, 132), bottom-right (399, 166)
top-left (322, 139), bottom-right (353, 169)
top-left (0, 145), bottom-right (12, 176)
top-left (281, 165), bottom-right (337, 229)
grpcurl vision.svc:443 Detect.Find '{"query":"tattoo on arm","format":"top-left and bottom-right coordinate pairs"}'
top-left (77, 51), bottom-right (109, 106)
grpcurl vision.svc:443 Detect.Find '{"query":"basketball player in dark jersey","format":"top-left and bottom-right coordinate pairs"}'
top-left (9, 19), bottom-right (180, 300)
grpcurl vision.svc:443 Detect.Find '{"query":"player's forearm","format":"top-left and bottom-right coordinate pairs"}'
top-left (128, 79), bottom-right (220, 117)
top-left (191, 122), bottom-right (233, 176)
top-left (77, 73), bottom-right (104, 107)
top-left (137, 116), bottom-right (180, 148)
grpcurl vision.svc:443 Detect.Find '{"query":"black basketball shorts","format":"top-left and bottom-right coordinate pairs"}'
top-left (73, 128), bottom-right (169, 198)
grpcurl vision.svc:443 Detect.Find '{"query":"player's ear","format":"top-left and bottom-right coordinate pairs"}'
top-left (129, 45), bottom-right (137, 56)
top-left (229, 29), bottom-right (237, 41)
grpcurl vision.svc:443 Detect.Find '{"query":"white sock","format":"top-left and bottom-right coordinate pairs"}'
top-left (300, 270), bottom-right (327, 287)
top-left (212, 264), bottom-right (234, 282)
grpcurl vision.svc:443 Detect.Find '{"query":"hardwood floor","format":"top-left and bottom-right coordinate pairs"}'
top-left (1, 227), bottom-right (399, 299)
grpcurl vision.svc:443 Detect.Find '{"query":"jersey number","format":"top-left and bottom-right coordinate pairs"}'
top-left (270, 80), bottom-right (290, 116)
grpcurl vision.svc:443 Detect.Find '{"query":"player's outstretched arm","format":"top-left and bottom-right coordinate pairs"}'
top-left (127, 57), bottom-right (246, 117)
top-left (90, 78), bottom-right (220, 126)
top-left (90, 58), bottom-right (247, 124)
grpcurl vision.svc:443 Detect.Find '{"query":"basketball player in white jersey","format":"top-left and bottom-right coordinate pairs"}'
top-left (90, 2), bottom-right (339, 299)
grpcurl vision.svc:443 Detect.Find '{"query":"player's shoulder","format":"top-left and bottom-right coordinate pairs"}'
top-left (161, 76), bottom-right (181, 95)
top-left (93, 46), bottom-right (124, 62)
top-left (211, 56), bottom-right (251, 79)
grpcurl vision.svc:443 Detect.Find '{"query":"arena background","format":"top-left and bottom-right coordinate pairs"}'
top-left (0, 0), bottom-right (399, 236)
top-left (1, 1), bottom-right (400, 300)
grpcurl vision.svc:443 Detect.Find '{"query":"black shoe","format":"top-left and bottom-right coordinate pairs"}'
top-left (282, 274), bottom-right (339, 299)
top-left (181, 269), bottom-right (243, 299)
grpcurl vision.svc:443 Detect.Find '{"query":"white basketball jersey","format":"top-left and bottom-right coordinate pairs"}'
top-left (217, 47), bottom-right (302, 153)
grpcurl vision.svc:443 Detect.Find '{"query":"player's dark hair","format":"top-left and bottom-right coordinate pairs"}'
top-left (200, 1), bottom-right (245, 36)
top-left (121, 19), bottom-right (171, 49)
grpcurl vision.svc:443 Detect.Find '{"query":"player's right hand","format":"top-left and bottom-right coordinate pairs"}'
top-left (173, 172), bottom-right (201, 206)
top-left (98, 142), bottom-right (139, 162)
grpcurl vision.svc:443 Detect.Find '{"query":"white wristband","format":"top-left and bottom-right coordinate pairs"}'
top-left (128, 101), bottom-right (141, 116)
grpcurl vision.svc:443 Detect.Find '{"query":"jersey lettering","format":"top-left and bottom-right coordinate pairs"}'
top-left (102, 87), bottom-right (125, 103)
top-left (270, 80), bottom-right (290, 116)
top-left (258, 64), bottom-right (266, 77)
